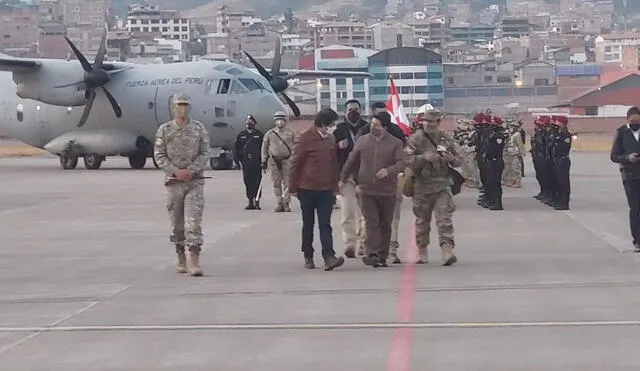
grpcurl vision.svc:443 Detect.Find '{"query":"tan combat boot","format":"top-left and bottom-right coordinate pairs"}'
top-left (274, 202), bottom-right (284, 212)
top-left (188, 249), bottom-right (203, 277)
top-left (416, 247), bottom-right (428, 264)
top-left (441, 245), bottom-right (457, 266)
top-left (283, 202), bottom-right (291, 212)
top-left (175, 245), bottom-right (187, 274)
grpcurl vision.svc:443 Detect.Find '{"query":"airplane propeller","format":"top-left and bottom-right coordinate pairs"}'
top-left (243, 37), bottom-right (301, 117)
top-left (54, 26), bottom-right (124, 127)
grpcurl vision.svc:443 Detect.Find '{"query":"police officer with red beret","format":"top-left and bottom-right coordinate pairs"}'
top-left (483, 115), bottom-right (508, 210)
top-left (550, 115), bottom-right (572, 210)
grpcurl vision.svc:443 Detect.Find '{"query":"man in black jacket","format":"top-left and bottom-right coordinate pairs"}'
top-left (611, 106), bottom-right (640, 252)
top-left (235, 115), bottom-right (264, 210)
top-left (358, 102), bottom-right (407, 144)
top-left (333, 99), bottom-right (369, 258)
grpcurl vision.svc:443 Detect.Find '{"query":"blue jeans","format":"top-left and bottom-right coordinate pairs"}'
top-left (298, 189), bottom-right (336, 260)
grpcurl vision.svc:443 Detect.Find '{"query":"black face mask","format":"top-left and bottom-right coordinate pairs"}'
top-left (630, 123), bottom-right (640, 131)
top-left (246, 123), bottom-right (255, 130)
top-left (347, 111), bottom-right (360, 123)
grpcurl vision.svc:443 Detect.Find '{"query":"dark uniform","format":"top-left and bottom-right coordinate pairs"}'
top-left (531, 116), bottom-right (549, 200)
top-left (235, 115), bottom-right (264, 210)
top-left (541, 122), bottom-right (559, 206)
top-left (483, 115), bottom-right (507, 210)
top-left (471, 113), bottom-right (490, 207)
top-left (519, 127), bottom-right (526, 177)
top-left (551, 116), bottom-right (572, 210)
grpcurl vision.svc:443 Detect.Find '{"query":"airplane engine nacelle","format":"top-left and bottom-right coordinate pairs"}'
top-left (16, 82), bottom-right (87, 107)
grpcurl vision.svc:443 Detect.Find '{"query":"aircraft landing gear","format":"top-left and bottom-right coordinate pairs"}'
top-left (210, 152), bottom-right (234, 171)
top-left (59, 155), bottom-right (78, 170)
top-left (129, 154), bottom-right (147, 169)
top-left (83, 154), bottom-right (104, 170)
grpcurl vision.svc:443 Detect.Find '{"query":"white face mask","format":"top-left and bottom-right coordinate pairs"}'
top-left (274, 119), bottom-right (286, 128)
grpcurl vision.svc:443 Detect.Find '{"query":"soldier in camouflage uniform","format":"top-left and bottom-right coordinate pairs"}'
top-left (502, 119), bottom-right (526, 188)
top-left (154, 93), bottom-right (210, 277)
top-left (454, 119), bottom-right (479, 188)
top-left (406, 109), bottom-right (461, 266)
top-left (261, 111), bottom-right (296, 212)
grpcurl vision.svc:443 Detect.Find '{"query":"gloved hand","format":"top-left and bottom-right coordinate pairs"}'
top-left (261, 161), bottom-right (268, 170)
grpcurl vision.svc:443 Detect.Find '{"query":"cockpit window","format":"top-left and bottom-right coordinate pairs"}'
top-left (229, 79), bottom-right (248, 94)
top-left (217, 79), bottom-right (230, 94)
top-left (226, 67), bottom-right (243, 75)
top-left (239, 78), bottom-right (264, 91)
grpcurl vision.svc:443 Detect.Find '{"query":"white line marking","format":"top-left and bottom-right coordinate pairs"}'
top-left (2, 320), bottom-right (640, 333)
top-left (565, 211), bottom-right (627, 253)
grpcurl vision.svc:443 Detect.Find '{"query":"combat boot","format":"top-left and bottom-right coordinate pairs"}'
top-left (254, 201), bottom-right (262, 210)
top-left (389, 252), bottom-right (402, 264)
top-left (188, 248), bottom-right (203, 277)
top-left (416, 248), bottom-right (428, 264)
top-left (245, 199), bottom-right (255, 210)
top-left (175, 244), bottom-right (187, 274)
top-left (441, 245), bottom-right (457, 266)
top-left (283, 203), bottom-right (291, 212)
top-left (274, 202), bottom-right (284, 212)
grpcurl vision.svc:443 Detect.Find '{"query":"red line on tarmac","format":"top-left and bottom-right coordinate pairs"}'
top-left (386, 222), bottom-right (419, 371)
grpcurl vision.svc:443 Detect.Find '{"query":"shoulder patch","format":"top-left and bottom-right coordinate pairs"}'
top-left (564, 137), bottom-right (571, 143)
top-left (497, 138), bottom-right (503, 144)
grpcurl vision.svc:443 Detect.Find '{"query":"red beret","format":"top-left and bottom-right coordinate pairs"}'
top-left (473, 113), bottom-right (485, 123)
top-left (490, 115), bottom-right (503, 125)
top-left (556, 115), bottom-right (568, 124)
top-left (538, 116), bottom-right (551, 125)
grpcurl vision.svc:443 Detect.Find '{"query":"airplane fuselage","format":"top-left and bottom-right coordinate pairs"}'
top-left (0, 60), bottom-right (285, 162)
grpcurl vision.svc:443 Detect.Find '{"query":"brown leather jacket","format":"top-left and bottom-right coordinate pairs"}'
top-left (289, 126), bottom-right (340, 194)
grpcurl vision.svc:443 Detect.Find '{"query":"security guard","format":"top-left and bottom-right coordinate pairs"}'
top-left (261, 111), bottom-right (296, 212)
top-left (551, 115), bottom-right (572, 210)
top-left (235, 115), bottom-right (264, 210)
top-left (484, 115), bottom-right (507, 210)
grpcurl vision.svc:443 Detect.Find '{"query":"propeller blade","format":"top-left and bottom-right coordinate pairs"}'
top-left (64, 36), bottom-right (92, 72)
top-left (280, 92), bottom-right (300, 117)
top-left (53, 80), bottom-right (85, 88)
top-left (107, 67), bottom-right (133, 76)
top-left (271, 36), bottom-right (282, 76)
top-left (101, 86), bottom-right (122, 118)
top-left (77, 89), bottom-right (96, 127)
top-left (243, 50), bottom-right (272, 80)
top-left (93, 24), bottom-right (108, 67)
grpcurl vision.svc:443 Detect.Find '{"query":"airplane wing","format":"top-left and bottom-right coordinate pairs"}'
top-left (276, 69), bottom-right (373, 78)
top-left (0, 56), bottom-right (41, 72)
top-left (0, 54), bottom-right (133, 73)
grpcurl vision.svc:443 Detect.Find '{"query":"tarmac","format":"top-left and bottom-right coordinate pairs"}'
top-left (0, 152), bottom-right (640, 370)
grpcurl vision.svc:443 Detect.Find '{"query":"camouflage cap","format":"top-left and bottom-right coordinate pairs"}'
top-left (172, 93), bottom-right (191, 105)
top-left (423, 109), bottom-right (442, 121)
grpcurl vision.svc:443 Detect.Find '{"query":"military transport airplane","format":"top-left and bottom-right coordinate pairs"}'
top-left (0, 28), bottom-right (371, 170)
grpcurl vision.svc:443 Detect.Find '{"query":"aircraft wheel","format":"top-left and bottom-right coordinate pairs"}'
top-left (129, 155), bottom-right (147, 169)
top-left (59, 155), bottom-right (78, 170)
top-left (210, 154), bottom-right (233, 170)
top-left (83, 154), bottom-right (103, 170)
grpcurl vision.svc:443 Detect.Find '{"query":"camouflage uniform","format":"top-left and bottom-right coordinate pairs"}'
top-left (502, 126), bottom-right (525, 187)
top-left (154, 93), bottom-right (210, 277)
top-left (454, 120), bottom-right (479, 188)
top-left (261, 112), bottom-right (296, 212)
top-left (406, 112), bottom-right (461, 266)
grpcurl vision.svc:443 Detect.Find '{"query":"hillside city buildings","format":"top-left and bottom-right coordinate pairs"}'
top-left (0, 0), bottom-right (639, 116)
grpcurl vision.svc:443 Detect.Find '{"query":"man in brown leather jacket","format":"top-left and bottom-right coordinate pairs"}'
top-left (289, 108), bottom-right (346, 271)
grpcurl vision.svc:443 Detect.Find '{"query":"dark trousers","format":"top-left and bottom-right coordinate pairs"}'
top-left (359, 193), bottom-right (396, 261)
top-left (554, 157), bottom-right (571, 208)
top-left (299, 189), bottom-right (336, 260)
top-left (242, 161), bottom-right (262, 201)
top-left (532, 155), bottom-right (544, 194)
top-left (623, 178), bottom-right (640, 245)
top-left (486, 158), bottom-right (504, 207)
top-left (543, 159), bottom-right (557, 200)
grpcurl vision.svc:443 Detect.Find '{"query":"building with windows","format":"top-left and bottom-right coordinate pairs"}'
top-left (594, 33), bottom-right (640, 70)
top-left (314, 45), bottom-right (377, 114)
top-left (368, 47), bottom-right (444, 114)
top-left (124, 2), bottom-right (190, 41)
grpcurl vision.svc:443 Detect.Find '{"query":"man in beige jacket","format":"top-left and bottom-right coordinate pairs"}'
top-left (340, 112), bottom-right (407, 268)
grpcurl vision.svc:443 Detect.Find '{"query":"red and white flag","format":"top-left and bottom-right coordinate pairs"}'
top-left (385, 78), bottom-right (413, 136)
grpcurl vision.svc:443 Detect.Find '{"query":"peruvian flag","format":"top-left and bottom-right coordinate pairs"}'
top-left (385, 78), bottom-right (413, 136)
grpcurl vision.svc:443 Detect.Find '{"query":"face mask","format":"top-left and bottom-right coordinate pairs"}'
top-left (274, 119), bottom-right (286, 128)
top-left (246, 122), bottom-right (255, 130)
top-left (347, 111), bottom-right (360, 123)
top-left (173, 105), bottom-right (190, 120)
top-left (630, 123), bottom-right (640, 131)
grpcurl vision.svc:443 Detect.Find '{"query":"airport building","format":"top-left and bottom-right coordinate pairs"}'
top-left (311, 45), bottom-right (443, 115)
